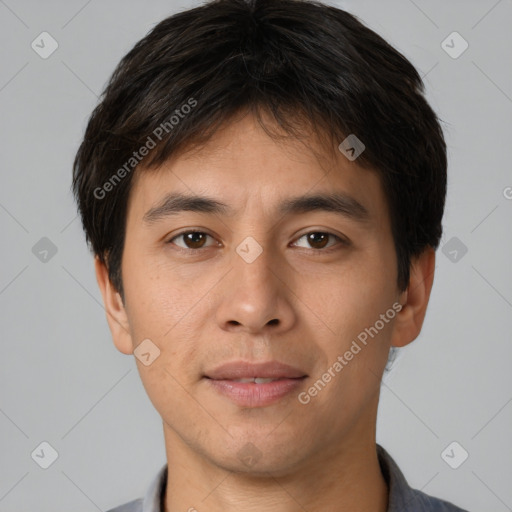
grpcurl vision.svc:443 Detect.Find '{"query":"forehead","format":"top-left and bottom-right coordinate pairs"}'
top-left (127, 112), bottom-right (388, 226)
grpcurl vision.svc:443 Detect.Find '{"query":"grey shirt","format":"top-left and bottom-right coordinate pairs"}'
top-left (107, 445), bottom-right (468, 512)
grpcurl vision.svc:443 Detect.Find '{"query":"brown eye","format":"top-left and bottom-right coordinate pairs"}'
top-left (293, 231), bottom-right (346, 251)
top-left (306, 232), bottom-right (329, 249)
top-left (168, 231), bottom-right (215, 250)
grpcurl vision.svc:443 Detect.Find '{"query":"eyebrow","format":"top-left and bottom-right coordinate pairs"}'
top-left (142, 191), bottom-right (370, 225)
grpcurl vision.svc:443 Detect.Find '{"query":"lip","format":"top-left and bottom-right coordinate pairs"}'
top-left (204, 361), bottom-right (308, 407)
top-left (204, 360), bottom-right (307, 380)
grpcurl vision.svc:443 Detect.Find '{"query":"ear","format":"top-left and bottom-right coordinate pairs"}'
top-left (391, 247), bottom-right (436, 348)
top-left (94, 256), bottom-right (134, 355)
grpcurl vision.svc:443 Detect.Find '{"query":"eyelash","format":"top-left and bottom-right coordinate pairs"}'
top-left (166, 230), bottom-right (349, 254)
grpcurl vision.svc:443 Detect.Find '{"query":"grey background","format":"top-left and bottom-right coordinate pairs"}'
top-left (0, 0), bottom-right (511, 510)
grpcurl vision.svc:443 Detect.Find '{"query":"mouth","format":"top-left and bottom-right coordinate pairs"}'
top-left (224, 377), bottom-right (296, 384)
top-left (203, 361), bottom-right (308, 407)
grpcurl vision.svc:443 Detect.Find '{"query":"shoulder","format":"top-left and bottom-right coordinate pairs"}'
top-left (105, 462), bottom-right (167, 512)
top-left (403, 486), bottom-right (469, 511)
top-left (377, 445), bottom-right (469, 512)
top-left (105, 498), bottom-right (143, 512)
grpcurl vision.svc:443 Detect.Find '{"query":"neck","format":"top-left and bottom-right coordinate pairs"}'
top-left (162, 415), bottom-right (388, 512)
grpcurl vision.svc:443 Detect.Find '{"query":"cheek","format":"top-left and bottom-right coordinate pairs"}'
top-left (305, 258), bottom-right (391, 336)
top-left (122, 252), bottom-right (197, 337)
top-left (136, 361), bottom-right (205, 437)
top-left (305, 267), bottom-right (397, 397)
top-left (122, 255), bottom-right (218, 382)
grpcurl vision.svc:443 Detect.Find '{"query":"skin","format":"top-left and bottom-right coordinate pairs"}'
top-left (95, 110), bottom-right (435, 512)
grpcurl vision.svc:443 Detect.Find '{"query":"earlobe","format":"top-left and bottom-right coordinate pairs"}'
top-left (390, 247), bottom-right (436, 348)
top-left (94, 256), bottom-right (134, 355)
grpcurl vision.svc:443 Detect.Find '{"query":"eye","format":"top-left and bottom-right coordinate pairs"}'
top-left (292, 231), bottom-right (347, 251)
top-left (166, 230), bottom-right (348, 253)
top-left (167, 231), bottom-right (218, 250)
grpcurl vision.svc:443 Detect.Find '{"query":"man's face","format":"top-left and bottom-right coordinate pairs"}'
top-left (112, 112), bottom-right (406, 475)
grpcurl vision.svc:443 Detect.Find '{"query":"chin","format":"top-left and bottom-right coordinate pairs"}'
top-left (205, 437), bottom-right (308, 478)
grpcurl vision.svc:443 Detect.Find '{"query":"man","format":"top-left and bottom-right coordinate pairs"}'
top-left (72, 0), bottom-right (468, 510)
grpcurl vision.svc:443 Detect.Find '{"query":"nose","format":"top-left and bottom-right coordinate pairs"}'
top-left (215, 240), bottom-right (297, 335)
